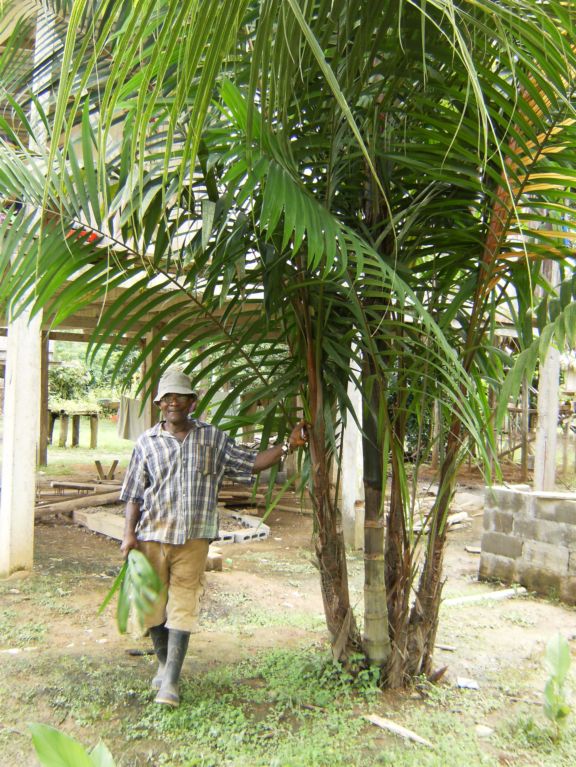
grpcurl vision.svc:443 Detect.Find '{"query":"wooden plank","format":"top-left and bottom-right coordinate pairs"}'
top-left (73, 510), bottom-right (223, 573)
top-left (51, 482), bottom-right (98, 492)
top-left (73, 509), bottom-right (124, 539)
top-left (35, 490), bottom-right (120, 515)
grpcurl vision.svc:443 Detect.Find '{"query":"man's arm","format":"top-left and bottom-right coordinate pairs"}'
top-left (120, 501), bottom-right (142, 559)
top-left (252, 421), bottom-right (309, 473)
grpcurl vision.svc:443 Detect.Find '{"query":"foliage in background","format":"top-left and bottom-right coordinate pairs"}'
top-left (49, 361), bottom-right (93, 401)
top-left (50, 341), bottom-right (141, 400)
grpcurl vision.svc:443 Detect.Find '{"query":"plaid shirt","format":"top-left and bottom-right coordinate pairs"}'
top-left (120, 420), bottom-right (256, 543)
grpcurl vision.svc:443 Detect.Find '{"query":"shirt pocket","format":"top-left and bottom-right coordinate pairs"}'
top-left (189, 445), bottom-right (217, 475)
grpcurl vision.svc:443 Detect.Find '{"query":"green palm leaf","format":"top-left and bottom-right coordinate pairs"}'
top-left (98, 550), bottom-right (163, 634)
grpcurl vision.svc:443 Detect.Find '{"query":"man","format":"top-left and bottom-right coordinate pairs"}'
top-left (120, 367), bottom-right (308, 707)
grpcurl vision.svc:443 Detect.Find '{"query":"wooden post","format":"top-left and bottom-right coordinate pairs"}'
top-left (38, 331), bottom-right (49, 465)
top-left (89, 413), bottom-right (98, 448)
top-left (140, 332), bottom-right (161, 429)
top-left (58, 414), bottom-right (69, 447)
top-left (562, 416), bottom-right (569, 475)
top-left (241, 396), bottom-right (258, 443)
top-left (520, 377), bottom-right (529, 481)
top-left (48, 412), bottom-right (56, 444)
top-left (72, 414), bottom-right (80, 447)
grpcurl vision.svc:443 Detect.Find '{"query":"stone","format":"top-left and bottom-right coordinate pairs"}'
top-left (522, 540), bottom-right (569, 574)
top-left (481, 531), bottom-right (523, 559)
top-left (483, 508), bottom-right (514, 534)
top-left (479, 552), bottom-right (517, 583)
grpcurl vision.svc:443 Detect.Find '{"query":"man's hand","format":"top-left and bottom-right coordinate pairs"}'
top-left (120, 532), bottom-right (138, 560)
top-left (121, 501), bottom-right (142, 559)
top-left (287, 420), bottom-right (310, 451)
top-left (252, 420), bottom-right (311, 473)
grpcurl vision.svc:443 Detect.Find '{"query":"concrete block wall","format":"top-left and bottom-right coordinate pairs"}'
top-left (479, 485), bottom-right (576, 604)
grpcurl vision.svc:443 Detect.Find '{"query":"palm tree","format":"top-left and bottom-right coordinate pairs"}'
top-left (1, 0), bottom-right (576, 685)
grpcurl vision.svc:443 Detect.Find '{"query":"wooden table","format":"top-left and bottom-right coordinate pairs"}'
top-left (48, 409), bottom-right (99, 448)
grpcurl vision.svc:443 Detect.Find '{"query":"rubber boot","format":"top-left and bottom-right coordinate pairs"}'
top-left (155, 629), bottom-right (190, 707)
top-left (149, 623), bottom-right (169, 690)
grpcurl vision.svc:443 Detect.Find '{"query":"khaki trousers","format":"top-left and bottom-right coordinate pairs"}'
top-left (138, 539), bottom-right (209, 633)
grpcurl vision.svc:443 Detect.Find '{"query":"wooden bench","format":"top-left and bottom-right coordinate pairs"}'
top-left (48, 409), bottom-right (99, 448)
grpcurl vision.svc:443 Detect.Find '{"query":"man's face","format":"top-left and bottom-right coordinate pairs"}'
top-left (158, 393), bottom-right (196, 425)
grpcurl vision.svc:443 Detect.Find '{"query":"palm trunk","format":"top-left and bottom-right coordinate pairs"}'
top-left (361, 359), bottom-right (391, 666)
top-left (383, 445), bottom-right (413, 686)
top-left (406, 430), bottom-right (461, 676)
top-left (300, 287), bottom-right (360, 657)
top-left (309, 415), bottom-right (361, 655)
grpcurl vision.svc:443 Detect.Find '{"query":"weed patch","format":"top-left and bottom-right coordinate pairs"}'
top-left (0, 608), bottom-right (47, 647)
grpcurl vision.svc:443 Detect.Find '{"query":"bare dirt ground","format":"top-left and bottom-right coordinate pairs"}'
top-left (1, 466), bottom-right (576, 766)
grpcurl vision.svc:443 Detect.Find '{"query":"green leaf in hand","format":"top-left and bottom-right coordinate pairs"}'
top-left (98, 550), bottom-right (163, 634)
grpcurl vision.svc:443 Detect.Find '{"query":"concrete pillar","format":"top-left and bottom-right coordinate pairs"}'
top-left (341, 377), bottom-right (364, 550)
top-left (533, 260), bottom-right (561, 492)
top-left (0, 313), bottom-right (42, 575)
top-left (533, 347), bottom-right (560, 491)
top-left (0, 6), bottom-right (56, 575)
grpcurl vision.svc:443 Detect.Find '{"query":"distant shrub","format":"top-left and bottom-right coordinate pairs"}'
top-left (49, 362), bottom-right (93, 400)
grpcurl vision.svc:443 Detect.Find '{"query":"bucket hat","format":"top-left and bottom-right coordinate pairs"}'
top-left (154, 368), bottom-right (197, 404)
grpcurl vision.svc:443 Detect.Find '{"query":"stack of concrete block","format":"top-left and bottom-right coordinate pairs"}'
top-left (479, 485), bottom-right (576, 604)
top-left (216, 511), bottom-right (270, 543)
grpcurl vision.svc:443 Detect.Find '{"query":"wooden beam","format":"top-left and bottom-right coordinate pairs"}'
top-left (36, 489), bottom-right (121, 515)
top-left (141, 332), bottom-right (160, 430)
top-left (38, 330), bottom-right (49, 466)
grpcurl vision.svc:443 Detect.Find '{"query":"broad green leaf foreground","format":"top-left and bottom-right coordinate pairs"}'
top-left (1, 0), bottom-right (576, 685)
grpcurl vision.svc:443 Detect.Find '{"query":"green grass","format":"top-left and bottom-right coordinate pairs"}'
top-left (3, 416), bottom-right (576, 765)
top-left (4, 640), bottom-right (576, 767)
top-left (0, 608), bottom-right (47, 646)
top-left (0, 563), bottom-right (576, 767)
